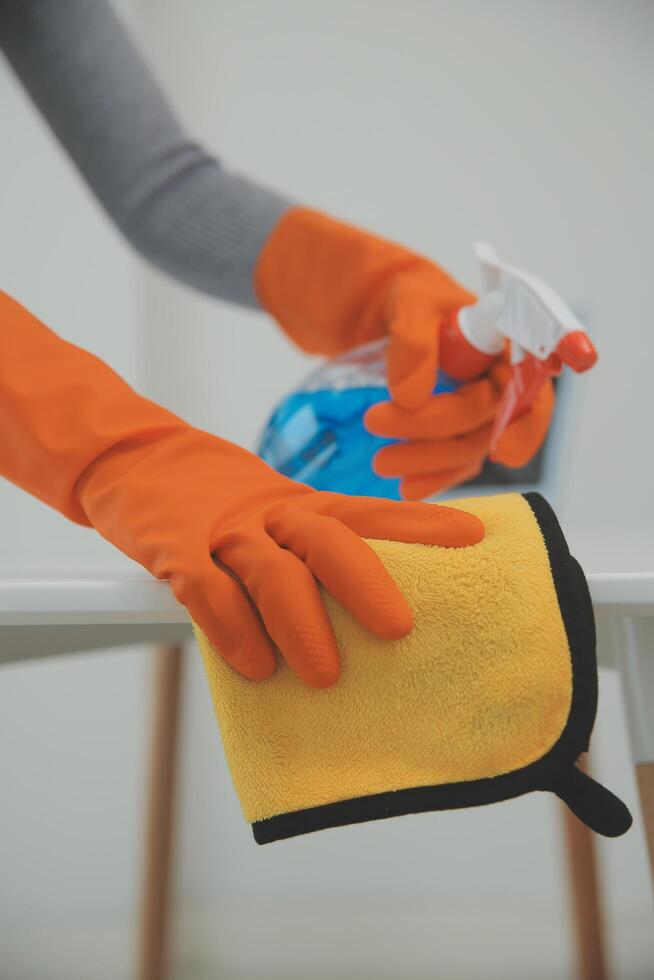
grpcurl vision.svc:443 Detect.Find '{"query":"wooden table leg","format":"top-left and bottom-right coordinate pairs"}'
top-left (635, 763), bottom-right (654, 883)
top-left (615, 616), bottom-right (654, 892)
top-left (562, 755), bottom-right (609, 980)
top-left (137, 643), bottom-right (185, 980)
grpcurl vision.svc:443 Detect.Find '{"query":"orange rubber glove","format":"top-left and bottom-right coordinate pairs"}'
top-left (0, 291), bottom-right (484, 687)
top-left (255, 208), bottom-right (555, 498)
top-left (365, 351), bottom-right (555, 500)
top-left (255, 208), bottom-right (475, 411)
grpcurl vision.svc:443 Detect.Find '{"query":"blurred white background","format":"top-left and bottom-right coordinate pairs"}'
top-left (1, 1), bottom-right (652, 978)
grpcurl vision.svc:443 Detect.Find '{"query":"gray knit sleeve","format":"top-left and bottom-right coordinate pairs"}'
top-left (0, 0), bottom-right (293, 308)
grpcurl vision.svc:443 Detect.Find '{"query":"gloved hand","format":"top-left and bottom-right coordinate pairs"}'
top-left (0, 291), bottom-right (484, 688)
top-left (365, 351), bottom-right (555, 500)
top-left (255, 209), bottom-right (556, 500)
top-left (255, 208), bottom-right (475, 411)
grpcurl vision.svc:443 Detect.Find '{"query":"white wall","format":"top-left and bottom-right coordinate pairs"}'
top-left (1, 1), bottom-right (653, 979)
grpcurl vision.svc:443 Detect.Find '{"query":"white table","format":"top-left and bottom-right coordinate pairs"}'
top-left (2, 570), bottom-right (653, 661)
top-left (2, 569), bottom-right (652, 826)
top-left (1, 568), bottom-right (653, 980)
top-left (2, 568), bottom-right (653, 800)
top-left (2, 569), bottom-right (653, 793)
top-left (0, 573), bottom-right (192, 663)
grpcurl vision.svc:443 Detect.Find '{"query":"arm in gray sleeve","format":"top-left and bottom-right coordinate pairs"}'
top-left (0, 0), bottom-right (293, 308)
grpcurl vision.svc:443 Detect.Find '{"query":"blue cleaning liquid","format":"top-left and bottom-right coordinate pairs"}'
top-left (258, 339), bottom-right (458, 499)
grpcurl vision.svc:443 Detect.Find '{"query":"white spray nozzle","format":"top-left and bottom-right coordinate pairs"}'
top-left (463, 242), bottom-right (597, 371)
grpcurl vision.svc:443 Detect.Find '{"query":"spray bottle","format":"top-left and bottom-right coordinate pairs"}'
top-left (257, 243), bottom-right (597, 499)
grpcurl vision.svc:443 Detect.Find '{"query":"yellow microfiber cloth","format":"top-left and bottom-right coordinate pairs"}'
top-left (195, 492), bottom-right (631, 844)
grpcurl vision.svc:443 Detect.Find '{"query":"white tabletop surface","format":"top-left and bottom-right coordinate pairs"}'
top-left (1, 569), bottom-right (653, 626)
top-left (1, 568), bottom-right (652, 670)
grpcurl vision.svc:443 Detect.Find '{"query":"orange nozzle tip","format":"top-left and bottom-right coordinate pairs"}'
top-left (555, 331), bottom-right (598, 372)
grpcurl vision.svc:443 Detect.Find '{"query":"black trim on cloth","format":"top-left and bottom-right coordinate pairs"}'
top-left (253, 493), bottom-right (632, 844)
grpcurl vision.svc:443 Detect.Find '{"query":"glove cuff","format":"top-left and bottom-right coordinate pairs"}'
top-left (254, 207), bottom-right (420, 355)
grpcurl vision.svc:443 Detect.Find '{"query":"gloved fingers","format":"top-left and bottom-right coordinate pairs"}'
top-left (386, 298), bottom-right (440, 411)
top-left (400, 461), bottom-right (484, 502)
top-left (266, 509), bottom-right (413, 640)
top-left (301, 492), bottom-right (484, 547)
top-left (171, 558), bottom-right (276, 682)
top-left (216, 531), bottom-right (341, 689)
top-left (365, 377), bottom-right (498, 441)
top-left (372, 425), bottom-right (492, 478)
top-left (491, 380), bottom-right (555, 468)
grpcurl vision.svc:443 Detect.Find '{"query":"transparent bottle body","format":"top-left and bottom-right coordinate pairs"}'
top-left (258, 338), bottom-right (458, 499)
